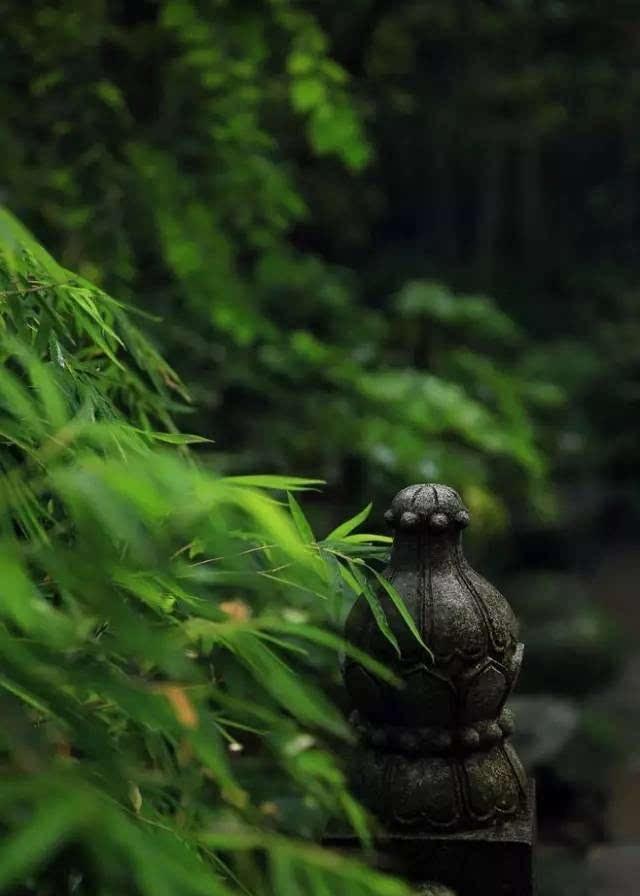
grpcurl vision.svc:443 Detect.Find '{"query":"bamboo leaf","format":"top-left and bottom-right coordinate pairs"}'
top-left (349, 562), bottom-right (400, 657)
top-left (339, 534), bottom-right (392, 544)
top-left (260, 620), bottom-right (399, 685)
top-left (222, 630), bottom-right (349, 737)
top-left (287, 491), bottom-right (315, 544)
top-left (372, 570), bottom-right (434, 661)
top-left (326, 503), bottom-right (372, 540)
top-left (0, 792), bottom-right (85, 890)
top-left (223, 475), bottom-right (324, 491)
top-left (137, 430), bottom-right (213, 445)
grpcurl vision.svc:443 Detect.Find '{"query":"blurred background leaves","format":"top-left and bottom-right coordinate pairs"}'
top-left (0, 0), bottom-right (565, 527)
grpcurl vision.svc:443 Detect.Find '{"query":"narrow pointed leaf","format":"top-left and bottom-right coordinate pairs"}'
top-left (326, 503), bottom-right (372, 540)
top-left (349, 562), bottom-right (400, 657)
top-left (372, 570), bottom-right (434, 661)
top-left (287, 491), bottom-right (315, 544)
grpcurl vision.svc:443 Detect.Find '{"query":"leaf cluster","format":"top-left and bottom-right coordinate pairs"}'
top-left (0, 214), bottom-right (419, 896)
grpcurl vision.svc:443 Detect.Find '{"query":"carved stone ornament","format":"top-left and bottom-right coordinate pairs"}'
top-left (344, 483), bottom-right (528, 832)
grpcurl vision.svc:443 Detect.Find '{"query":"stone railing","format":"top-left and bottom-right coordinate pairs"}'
top-left (326, 483), bottom-right (534, 896)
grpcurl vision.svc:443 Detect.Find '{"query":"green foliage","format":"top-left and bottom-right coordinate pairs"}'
top-left (0, 0), bottom-right (559, 529)
top-left (4, 0), bottom-right (638, 515)
top-left (0, 207), bottom-right (187, 434)
top-left (0, 215), bottom-right (419, 895)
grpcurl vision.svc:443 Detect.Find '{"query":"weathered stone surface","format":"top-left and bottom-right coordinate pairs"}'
top-left (344, 483), bottom-right (529, 832)
top-left (325, 782), bottom-right (536, 896)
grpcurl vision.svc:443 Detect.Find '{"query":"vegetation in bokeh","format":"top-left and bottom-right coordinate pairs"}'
top-left (0, 0), bottom-right (568, 523)
top-left (0, 208), bottom-right (425, 896)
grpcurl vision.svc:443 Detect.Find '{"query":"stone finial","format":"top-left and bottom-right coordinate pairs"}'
top-left (344, 483), bottom-right (528, 831)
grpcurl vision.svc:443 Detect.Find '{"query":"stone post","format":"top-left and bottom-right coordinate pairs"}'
top-left (327, 484), bottom-right (535, 895)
